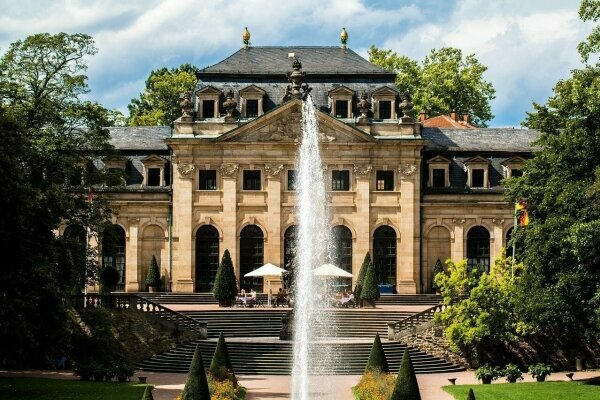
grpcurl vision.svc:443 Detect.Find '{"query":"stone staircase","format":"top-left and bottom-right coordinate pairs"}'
top-left (136, 338), bottom-right (465, 375)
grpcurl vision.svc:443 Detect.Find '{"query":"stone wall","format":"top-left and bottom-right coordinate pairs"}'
top-left (401, 324), bottom-right (469, 369)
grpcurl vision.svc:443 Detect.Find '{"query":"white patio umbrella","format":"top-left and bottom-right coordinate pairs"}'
top-left (312, 263), bottom-right (353, 278)
top-left (244, 263), bottom-right (287, 305)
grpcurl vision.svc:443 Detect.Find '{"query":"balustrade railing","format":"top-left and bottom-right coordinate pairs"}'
top-left (71, 293), bottom-right (207, 338)
top-left (387, 303), bottom-right (446, 340)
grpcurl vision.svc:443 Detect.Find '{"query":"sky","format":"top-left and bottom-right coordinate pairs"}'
top-left (0, 0), bottom-right (592, 127)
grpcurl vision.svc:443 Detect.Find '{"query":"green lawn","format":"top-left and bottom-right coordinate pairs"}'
top-left (0, 377), bottom-right (148, 400)
top-left (444, 381), bottom-right (600, 400)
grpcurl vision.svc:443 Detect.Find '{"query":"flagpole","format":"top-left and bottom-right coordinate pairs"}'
top-left (511, 213), bottom-right (517, 279)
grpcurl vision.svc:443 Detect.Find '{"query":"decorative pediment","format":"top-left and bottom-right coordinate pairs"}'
top-left (500, 156), bottom-right (526, 166)
top-left (372, 86), bottom-right (399, 96)
top-left (240, 84), bottom-right (266, 95)
top-left (463, 155), bottom-right (490, 165)
top-left (195, 85), bottom-right (222, 96)
top-left (216, 99), bottom-right (375, 143)
top-left (141, 154), bottom-right (168, 164)
top-left (328, 85), bottom-right (354, 96)
top-left (426, 155), bottom-right (451, 164)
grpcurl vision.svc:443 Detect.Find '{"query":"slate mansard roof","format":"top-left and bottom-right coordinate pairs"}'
top-left (422, 128), bottom-right (538, 153)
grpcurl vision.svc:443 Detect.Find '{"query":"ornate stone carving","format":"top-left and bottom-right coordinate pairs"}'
top-left (398, 163), bottom-right (417, 179)
top-left (223, 89), bottom-right (238, 122)
top-left (492, 218), bottom-right (505, 226)
top-left (180, 91), bottom-right (194, 120)
top-left (177, 162), bottom-right (195, 178)
top-left (242, 27), bottom-right (251, 47)
top-left (357, 91), bottom-right (371, 125)
top-left (399, 90), bottom-right (414, 123)
top-left (452, 218), bottom-right (466, 226)
top-left (127, 217), bottom-right (140, 224)
top-left (219, 163), bottom-right (239, 177)
top-left (340, 27), bottom-right (348, 49)
top-left (353, 164), bottom-right (372, 176)
top-left (285, 58), bottom-right (311, 101)
top-left (265, 164), bottom-right (284, 177)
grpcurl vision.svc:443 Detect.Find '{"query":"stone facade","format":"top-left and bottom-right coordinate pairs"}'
top-left (88, 46), bottom-right (537, 294)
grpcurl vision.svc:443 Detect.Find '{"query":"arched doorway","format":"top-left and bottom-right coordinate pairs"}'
top-left (426, 226), bottom-right (451, 292)
top-left (141, 225), bottom-right (165, 291)
top-left (102, 225), bottom-right (126, 290)
top-left (195, 225), bottom-right (219, 292)
top-left (240, 225), bottom-right (264, 291)
top-left (62, 225), bottom-right (87, 292)
top-left (331, 225), bottom-right (353, 274)
top-left (467, 226), bottom-right (490, 272)
top-left (373, 226), bottom-right (397, 287)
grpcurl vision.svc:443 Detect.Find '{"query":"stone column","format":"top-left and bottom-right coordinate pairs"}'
top-left (398, 161), bottom-right (420, 294)
top-left (220, 163), bottom-right (239, 279)
top-left (353, 164), bottom-right (372, 284)
top-left (265, 164), bottom-right (283, 267)
top-left (451, 218), bottom-right (466, 261)
top-left (173, 159), bottom-right (195, 292)
top-left (125, 217), bottom-right (140, 292)
top-left (492, 218), bottom-right (505, 262)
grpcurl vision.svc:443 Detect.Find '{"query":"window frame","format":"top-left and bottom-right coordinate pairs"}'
top-left (375, 170), bottom-right (394, 191)
top-left (198, 169), bottom-right (217, 190)
top-left (331, 170), bottom-right (350, 191)
top-left (243, 170), bottom-right (262, 191)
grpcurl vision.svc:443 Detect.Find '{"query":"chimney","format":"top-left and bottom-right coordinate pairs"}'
top-left (450, 110), bottom-right (458, 121)
top-left (420, 111), bottom-right (427, 122)
top-left (462, 114), bottom-right (470, 125)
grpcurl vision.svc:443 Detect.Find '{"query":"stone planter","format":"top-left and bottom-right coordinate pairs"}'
top-left (536, 376), bottom-right (546, 382)
top-left (507, 377), bottom-right (517, 383)
top-left (148, 286), bottom-right (157, 293)
top-left (218, 299), bottom-right (233, 307)
top-left (481, 377), bottom-right (493, 384)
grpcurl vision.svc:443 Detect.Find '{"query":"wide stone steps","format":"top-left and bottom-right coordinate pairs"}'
top-left (140, 293), bottom-right (442, 306)
top-left (136, 339), bottom-right (464, 375)
top-left (180, 309), bottom-right (415, 338)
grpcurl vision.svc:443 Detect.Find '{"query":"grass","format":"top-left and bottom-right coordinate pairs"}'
top-left (444, 380), bottom-right (600, 400)
top-left (0, 377), bottom-right (148, 400)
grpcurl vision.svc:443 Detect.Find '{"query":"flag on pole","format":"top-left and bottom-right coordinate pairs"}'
top-left (515, 198), bottom-right (529, 227)
top-left (87, 186), bottom-right (94, 203)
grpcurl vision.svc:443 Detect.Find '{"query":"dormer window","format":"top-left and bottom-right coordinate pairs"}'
top-left (141, 155), bottom-right (168, 187)
top-left (501, 156), bottom-right (526, 179)
top-left (372, 86), bottom-right (399, 120)
top-left (426, 155), bottom-right (451, 188)
top-left (195, 86), bottom-right (221, 119)
top-left (328, 86), bottom-right (354, 119)
top-left (463, 156), bottom-right (490, 188)
top-left (102, 155), bottom-right (127, 186)
top-left (240, 84), bottom-right (266, 118)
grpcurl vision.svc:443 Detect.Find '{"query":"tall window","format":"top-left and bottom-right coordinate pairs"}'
top-left (147, 168), bottom-right (161, 186)
top-left (102, 225), bottom-right (126, 289)
top-left (202, 100), bottom-right (215, 118)
top-left (379, 100), bottom-right (392, 119)
top-left (287, 170), bottom-right (297, 191)
top-left (195, 225), bottom-right (219, 292)
top-left (432, 169), bottom-right (445, 188)
top-left (335, 100), bottom-right (349, 118)
top-left (467, 226), bottom-right (490, 271)
top-left (246, 99), bottom-right (259, 117)
top-left (331, 226), bottom-right (352, 274)
top-left (471, 169), bottom-right (485, 187)
top-left (243, 170), bottom-right (261, 190)
top-left (376, 170), bottom-right (394, 191)
top-left (332, 170), bottom-right (350, 191)
top-left (240, 225), bottom-right (264, 291)
top-left (373, 226), bottom-right (396, 287)
top-left (199, 170), bottom-right (217, 190)
top-left (511, 169), bottom-right (523, 178)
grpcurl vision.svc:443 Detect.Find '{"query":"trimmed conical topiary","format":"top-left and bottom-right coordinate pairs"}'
top-left (213, 249), bottom-right (237, 306)
top-left (391, 349), bottom-right (421, 400)
top-left (141, 385), bottom-right (154, 400)
top-left (210, 331), bottom-right (235, 381)
top-left (360, 258), bottom-right (380, 306)
top-left (181, 344), bottom-right (210, 400)
top-left (145, 255), bottom-right (161, 289)
top-left (365, 333), bottom-right (389, 373)
top-left (354, 252), bottom-right (371, 302)
top-left (467, 388), bottom-right (476, 400)
top-left (431, 259), bottom-right (444, 292)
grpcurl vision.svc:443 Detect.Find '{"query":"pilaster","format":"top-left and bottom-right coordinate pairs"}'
top-left (125, 217), bottom-right (140, 292)
top-left (492, 218), bottom-right (505, 261)
top-left (265, 164), bottom-right (283, 270)
top-left (173, 158), bottom-right (195, 292)
top-left (451, 218), bottom-right (466, 261)
top-left (398, 160), bottom-right (420, 294)
top-left (220, 163), bottom-right (239, 280)
top-left (353, 164), bottom-right (372, 283)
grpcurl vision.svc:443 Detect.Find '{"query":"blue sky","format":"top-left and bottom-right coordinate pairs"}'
top-left (0, 0), bottom-right (592, 127)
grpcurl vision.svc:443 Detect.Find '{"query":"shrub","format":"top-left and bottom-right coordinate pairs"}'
top-left (142, 385), bottom-right (154, 400)
top-left (354, 370), bottom-right (395, 400)
top-left (528, 363), bottom-right (551, 381)
top-left (360, 259), bottom-right (380, 304)
top-left (210, 332), bottom-right (236, 383)
top-left (502, 363), bottom-right (523, 382)
top-left (365, 333), bottom-right (389, 373)
top-left (467, 388), bottom-right (476, 400)
top-left (355, 252), bottom-right (372, 302)
top-left (112, 361), bottom-right (134, 382)
top-left (175, 375), bottom-right (246, 400)
top-left (145, 255), bottom-right (161, 289)
top-left (213, 250), bottom-right (237, 305)
top-left (181, 344), bottom-right (210, 400)
top-left (99, 266), bottom-right (120, 293)
top-left (391, 349), bottom-right (420, 400)
top-left (431, 259), bottom-right (444, 291)
top-left (474, 364), bottom-right (501, 383)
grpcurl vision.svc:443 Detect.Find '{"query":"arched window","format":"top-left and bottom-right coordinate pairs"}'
top-left (331, 226), bottom-right (352, 274)
top-left (62, 225), bottom-right (87, 291)
top-left (141, 225), bottom-right (165, 290)
top-left (195, 225), bottom-right (219, 292)
top-left (102, 225), bottom-right (126, 289)
top-left (240, 225), bottom-right (264, 291)
top-left (373, 226), bottom-right (397, 286)
top-left (467, 226), bottom-right (490, 272)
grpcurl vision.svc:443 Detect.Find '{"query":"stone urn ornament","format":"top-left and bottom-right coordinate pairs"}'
top-left (223, 89), bottom-right (238, 122)
top-left (180, 91), bottom-right (194, 121)
top-left (357, 91), bottom-right (371, 125)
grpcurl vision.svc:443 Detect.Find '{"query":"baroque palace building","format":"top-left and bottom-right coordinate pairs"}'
top-left (87, 34), bottom-right (537, 294)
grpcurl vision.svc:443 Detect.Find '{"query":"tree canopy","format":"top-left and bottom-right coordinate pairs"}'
top-left (369, 46), bottom-right (496, 127)
top-left (127, 64), bottom-right (197, 126)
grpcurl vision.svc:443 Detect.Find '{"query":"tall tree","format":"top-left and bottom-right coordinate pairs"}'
top-left (504, 0), bottom-right (600, 335)
top-left (128, 64), bottom-right (197, 126)
top-left (0, 33), bottom-right (114, 367)
top-left (369, 46), bottom-right (496, 127)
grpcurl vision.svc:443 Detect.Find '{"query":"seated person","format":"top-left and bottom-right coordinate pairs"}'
top-left (249, 288), bottom-right (257, 306)
top-left (276, 288), bottom-right (286, 307)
